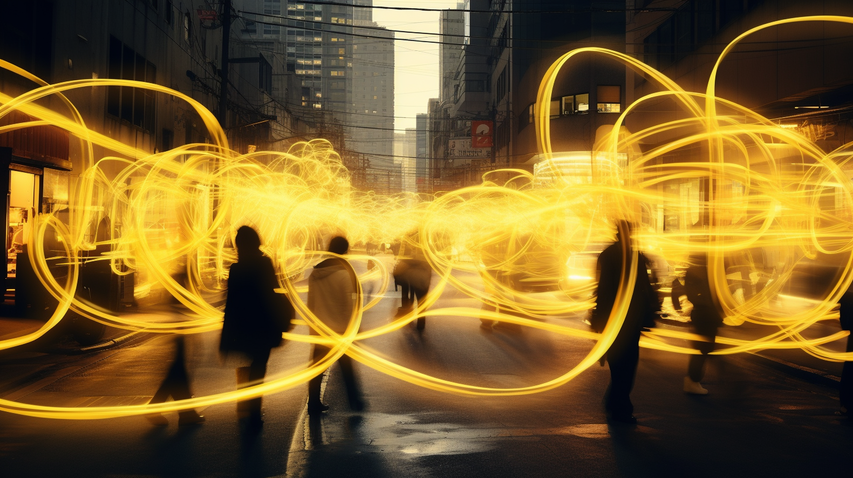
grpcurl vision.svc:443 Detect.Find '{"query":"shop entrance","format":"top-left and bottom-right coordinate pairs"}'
top-left (7, 169), bottom-right (40, 286)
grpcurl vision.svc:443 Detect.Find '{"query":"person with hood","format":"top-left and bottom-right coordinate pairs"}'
top-left (590, 220), bottom-right (659, 424)
top-left (307, 236), bottom-right (364, 415)
top-left (220, 226), bottom-right (291, 428)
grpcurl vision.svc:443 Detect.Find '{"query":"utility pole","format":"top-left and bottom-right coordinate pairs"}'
top-left (218, 0), bottom-right (231, 128)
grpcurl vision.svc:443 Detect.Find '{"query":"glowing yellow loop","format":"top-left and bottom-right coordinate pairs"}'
top-left (2, 15), bottom-right (853, 420)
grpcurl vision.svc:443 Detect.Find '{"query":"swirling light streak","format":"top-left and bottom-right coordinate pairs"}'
top-left (1, 15), bottom-right (853, 419)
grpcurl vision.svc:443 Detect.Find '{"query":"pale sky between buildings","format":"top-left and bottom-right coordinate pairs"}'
top-left (373, 1), bottom-right (460, 131)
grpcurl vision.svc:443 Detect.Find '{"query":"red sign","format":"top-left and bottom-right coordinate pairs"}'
top-left (197, 9), bottom-right (217, 21)
top-left (472, 120), bottom-right (493, 148)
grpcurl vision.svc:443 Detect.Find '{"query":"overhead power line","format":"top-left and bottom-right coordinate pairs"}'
top-left (290, 0), bottom-right (677, 14)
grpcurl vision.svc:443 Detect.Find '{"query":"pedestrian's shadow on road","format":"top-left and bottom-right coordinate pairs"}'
top-left (300, 411), bottom-right (388, 477)
top-left (307, 413), bottom-right (325, 448)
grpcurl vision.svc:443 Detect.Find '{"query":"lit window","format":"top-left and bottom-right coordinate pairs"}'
top-left (550, 99), bottom-right (560, 119)
top-left (184, 11), bottom-right (191, 41)
top-left (597, 103), bottom-right (621, 113)
top-left (575, 93), bottom-right (589, 114)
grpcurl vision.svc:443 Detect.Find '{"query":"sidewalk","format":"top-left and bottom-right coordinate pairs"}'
top-left (0, 299), bottom-right (143, 357)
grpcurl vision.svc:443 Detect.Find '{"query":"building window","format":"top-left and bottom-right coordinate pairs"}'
top-left (161, 128), bottom-right (173, 152)
top-left (106, 36), bottom-right (156, 133)
top-left (559, 93), bottom-right (589, 115)
top-left (596, 85), bottom-right (621, 113)
top-left (550, 99), bottom-right (560, 119)
top-left (561, 95), bottom-right (574, 115)
top-left (528, 103), bottom-right (535, 124)
top-left (184, 12), bottom-right (191, 42)
top-left (496, 67), bottom-right (507, 102)
top-left (575, 93), bottom-right (589, 114)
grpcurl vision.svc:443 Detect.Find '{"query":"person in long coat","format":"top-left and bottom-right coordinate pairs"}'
top-left (591, 221), bottom-right (659, 424)
top-left (307, 236), bottom-right (364, 415)
top-left (393, 231), bottom-right (431, 329)
top-left (220, 226), bottom-right (289, 428)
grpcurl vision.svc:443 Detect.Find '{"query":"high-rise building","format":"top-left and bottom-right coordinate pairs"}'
top-left (280, 0), bottom-right (353, 116)
top-left (431, 5), bottom-right (466, 190)
top-left (242, 1), bottom-right (396, 191)
top-left (433, 1), bottom-right (493, 190)
top-left (416, 113), bottom-right (430, 192)
top-left (351, 14), bottom-right (395, 173)
top-left (402, 128), bottom-right (418, 194)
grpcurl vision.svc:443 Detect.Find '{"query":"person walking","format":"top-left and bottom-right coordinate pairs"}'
top-left (220, 226), bottom-right (291, 429)
top-left (590, 220), bottom-right (659, 424)
top-left (393, 231), bottom-right (431, 329)
top-left (307, 236), bottom-right (364, 415)
top-left (683, 253), bottom-right (723, 395)
top-left (146, 335), bottom-right (205, 427)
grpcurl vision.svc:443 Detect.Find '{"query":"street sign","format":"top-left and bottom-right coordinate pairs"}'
top-left (472, 120), bottom-right (493, 148)
top-left (448, 138), bottom-right (490, 159)
top-left (197, 9), bottom-right (217, 21)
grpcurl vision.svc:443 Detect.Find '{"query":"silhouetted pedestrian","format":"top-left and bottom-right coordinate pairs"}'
top-left (393, 231), bottom-right (431, 329)
top-left (146, 335), bottom-right (205, 426)
top-left (220, 226), bottom-right (292, 429)
top-left (590, 220), bottom-right (659, 424)
top-left (307, 236), bottom-right (364, 415)
top-left (683, 253), bottom-right (723, 395)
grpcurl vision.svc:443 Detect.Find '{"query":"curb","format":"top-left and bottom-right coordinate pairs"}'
top-left (75, 330), bottom-right (145, 353)
top-left (746, 351), bottom-right (841, 389)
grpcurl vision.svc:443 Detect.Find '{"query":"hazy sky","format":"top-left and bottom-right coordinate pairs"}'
top-left (373, 1), bottom-right (460, 131)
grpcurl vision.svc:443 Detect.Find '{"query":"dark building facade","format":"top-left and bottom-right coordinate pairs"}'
top-left (434, 0), bottom-right (628, 190)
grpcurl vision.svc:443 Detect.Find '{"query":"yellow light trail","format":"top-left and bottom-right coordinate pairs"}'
top-left (1, 15), bottom-right (853, 419)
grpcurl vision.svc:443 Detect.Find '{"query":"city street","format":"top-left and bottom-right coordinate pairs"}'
top-left (4, 1), bottom-right (853, 477)
top-left (1, 255), bottom-right (851, 477)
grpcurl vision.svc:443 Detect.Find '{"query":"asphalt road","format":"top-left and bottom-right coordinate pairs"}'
top-left (0, 256), bottom-right (852, 477)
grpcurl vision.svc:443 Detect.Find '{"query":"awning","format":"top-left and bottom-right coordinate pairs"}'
top-left (0, 110), bottom-right (72, 171)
